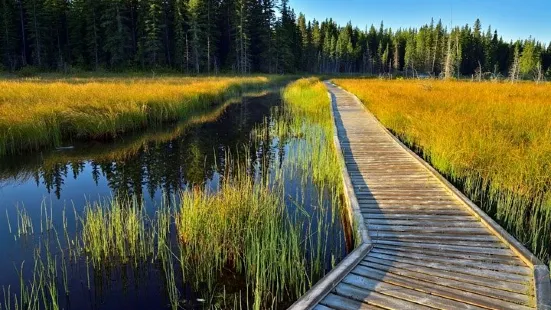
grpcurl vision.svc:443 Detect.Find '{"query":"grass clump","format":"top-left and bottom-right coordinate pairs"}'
top-left (176, 171), bottom-right (310, 308)
top-left (334, 78), bottom-right (551, 262)
top-left (80, 197), bottom-right (152, 267)
top-left (280, 78), bottom-right (343, 191)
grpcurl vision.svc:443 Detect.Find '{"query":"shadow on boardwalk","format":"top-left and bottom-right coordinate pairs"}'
top-left (303, 84), bottom-right (543, 310)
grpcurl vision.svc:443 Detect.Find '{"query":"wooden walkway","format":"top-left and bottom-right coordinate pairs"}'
top-left (290, 82), bottom-right (551, 310)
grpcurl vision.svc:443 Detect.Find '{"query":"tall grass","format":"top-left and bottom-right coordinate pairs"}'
top-left (334, 78), bottom-right (551, 262)
top-left (0, 90), bottom-right (271, 184)
top-left (0, 76), bottom-right (275, 156)
top-left (2, 78), bottom-right (349, 309)
top-left (281, 78), bottom-right (343, 188)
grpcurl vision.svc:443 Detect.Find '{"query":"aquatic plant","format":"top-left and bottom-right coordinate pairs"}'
top-left (1, 78), bottom-right (348, 309)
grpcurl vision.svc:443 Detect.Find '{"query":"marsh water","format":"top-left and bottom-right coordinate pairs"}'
top-left (0, 91), bottom-right (349, 309)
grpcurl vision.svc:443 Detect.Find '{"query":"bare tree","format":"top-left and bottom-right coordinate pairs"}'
top-left (475, 61), bottom-right (482, 82)
top-left (443, 33), bottom-right (454, 79)
top-left (509, 45), bottom-right (520, 83)
top-left (534, 62), bottom-right (544, 84)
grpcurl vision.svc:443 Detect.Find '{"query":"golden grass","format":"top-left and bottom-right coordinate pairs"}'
top-left (0, 76), bottom-right (272, 156)
top-left (334, 78), bottom-right (551, 261)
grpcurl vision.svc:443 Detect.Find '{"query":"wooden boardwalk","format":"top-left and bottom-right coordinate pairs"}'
top-left (290, 82), bottom-right (551, 310)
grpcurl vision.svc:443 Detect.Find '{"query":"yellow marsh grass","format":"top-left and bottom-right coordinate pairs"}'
top-left (0, 76), bottom-right (270, 156)
top-left (334, 79), bottom-right (551, 260)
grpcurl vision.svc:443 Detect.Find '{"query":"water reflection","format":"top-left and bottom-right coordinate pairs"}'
top-left (0, 90), bottom-right (348, 309)
top-left (0, 92), bottom-right (281, 201)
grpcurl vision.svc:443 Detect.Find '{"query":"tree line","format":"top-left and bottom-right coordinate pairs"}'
top-left (1, 0), bottom-right (550, 78)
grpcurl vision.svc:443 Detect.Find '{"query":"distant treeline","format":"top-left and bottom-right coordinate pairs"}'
top-left (1, 0), bottom-right (550, 78)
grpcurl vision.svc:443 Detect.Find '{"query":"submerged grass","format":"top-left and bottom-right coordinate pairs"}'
top-left (2, 78), bottom-right (349, 309)
top-left (334, 78), bottom-right (551, 262)
top-left (0, 76), bottom-right (277, 156)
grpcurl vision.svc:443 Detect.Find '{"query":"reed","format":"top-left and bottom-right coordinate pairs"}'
top-left (334, 78), bottom-right (551, 262)
top-left (280, 78), bottom-right (343, 192)
top-left (1, 77), bottom-right (348, 309)
top-left (79, 197), bottom-right (152, 268)
top-left (0, 76), bottom-right (275, 157)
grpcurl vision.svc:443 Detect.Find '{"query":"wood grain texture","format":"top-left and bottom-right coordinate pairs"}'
top-left (291, 82), bottom-right (549, 310)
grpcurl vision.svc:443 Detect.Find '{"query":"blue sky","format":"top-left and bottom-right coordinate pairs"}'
top-left (289, 0), bottom-right (551, 43)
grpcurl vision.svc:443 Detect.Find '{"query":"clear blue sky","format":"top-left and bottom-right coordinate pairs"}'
top-left (289, 0), bottom-right (551, 43)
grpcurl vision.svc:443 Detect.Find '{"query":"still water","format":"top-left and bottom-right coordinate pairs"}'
top-left (0, 91), bottom-right (348, 309)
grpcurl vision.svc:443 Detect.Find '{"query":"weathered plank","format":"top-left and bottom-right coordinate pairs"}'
top-left (371, 239), bottom-right (517, 256)
top-left (368, 249), bottom-right (532, 276)
top-left (352, 265), bottom-right (532, 310)
top-left (333, 282), bottom-right (434, 310)
top-left (360, 255), bottom-right (529, 286)
top-left (312, 305), bottom-right (334, 310)
top-left (292, 82), bottom-right (549, 310)
top-left (372, 244), bottom-right (523, 265)
top-left (320, 293), bottom-right (383, 310)
top-left (340, 275), bottom-right (486, 310)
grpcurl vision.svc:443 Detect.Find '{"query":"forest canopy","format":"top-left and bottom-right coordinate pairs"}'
top-left (1, 0), bottom-right (550, 78)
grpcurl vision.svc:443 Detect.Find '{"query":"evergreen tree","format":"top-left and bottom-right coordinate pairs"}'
top-left (25, 0), bottom-right (47, 67)
top-left (0, 0), bottom-right (18, 70)
top-left (0, 2), bottom-right (548, 78)
top-left (187, 0), bottom-right (202, 72)
top-left (101, 0), bottom-right (131, 68)
top-left (234, 0), bottom-right (250, 73)
top-left (143, 0), bottom-right (163, 66)
top-left (519, 39), bottom-right (538, 78)
top-left (173, 0), bottom-right (189, 71)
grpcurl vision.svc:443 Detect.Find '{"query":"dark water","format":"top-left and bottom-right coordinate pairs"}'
top-left (0, 91), bottom-right (348, 309)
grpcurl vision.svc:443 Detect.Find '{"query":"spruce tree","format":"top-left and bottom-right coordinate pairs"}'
top-left (101, 0), bottom-right (131, 68)
top-left (519, 39), bottom-right (538, 78)
top-left (173, 0), bottom-right (188, 72)
top-left (0, 0), bottom-right (18, 70)
top-left (143, 0), bottom-right (163, 67)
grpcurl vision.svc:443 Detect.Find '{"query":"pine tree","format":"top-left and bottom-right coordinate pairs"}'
top-left (297, 13), bottom-right (308, 71)
top-left (234, 0), bottom-right (250, 73)
top-left (25, 0), bottom-right (47, 67)
top-left (404, 34), bottom-right (416, 77)
top-left (143, 0), bottom-right (163, 66)
top-left (0, 0), bottom-right (18, 70)
top-left (173, 0), bottom-right (188, 71)
top-left (519, 39), bottom-right (538, 78)
top-left (101, 0), bottom-right (130, 68)
top-left (274, 0), bottom-right (295, 73)
top-left (187, 0), bottom-right (202, 72)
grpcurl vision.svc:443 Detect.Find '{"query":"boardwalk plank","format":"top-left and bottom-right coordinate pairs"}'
top-left (371, 240), bottom-right (516, 256)
top-left (372, 244), bottom-right (523, 265)
top-left (368, 249), bottom-right (532, 276)
top-left (334, 282), bottom-right (434, 310)
top-left (320, 293), bottom-right (383, 310)
top-left (295, 82), bottom-right (541, 310)
top-left (352, 265), bottom-right (532, 310)
top-left (361, 257), bottom-right (532, 298)
top-left (341, 275), bottom-right (485, 310)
